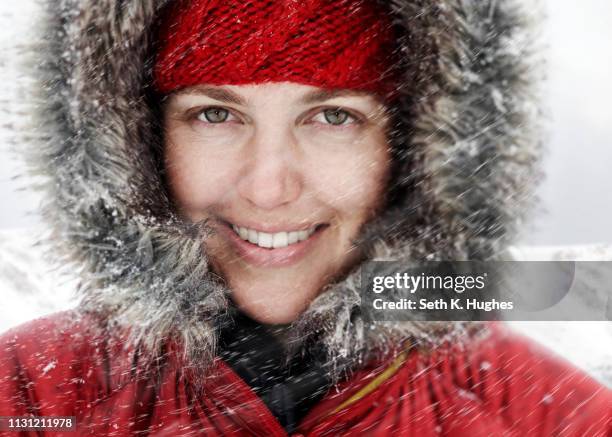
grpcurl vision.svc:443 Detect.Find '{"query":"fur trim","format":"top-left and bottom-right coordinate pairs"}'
top-left (17, 0), bottom-right (543, 379)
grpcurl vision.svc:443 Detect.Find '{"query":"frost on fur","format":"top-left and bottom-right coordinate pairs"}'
top-left (16, 0), bottom-right (543, 376)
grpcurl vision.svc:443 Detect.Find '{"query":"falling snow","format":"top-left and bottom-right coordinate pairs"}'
top-left (0, 0), bottom-right (610, 434)
top-left (0, 228), bottom-right (610, 387)
top-left (41, 359), bottom-right (57, 375)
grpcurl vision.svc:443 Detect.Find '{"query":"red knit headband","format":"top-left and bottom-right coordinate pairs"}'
top-left (154, 0), bottom-right (399, 96)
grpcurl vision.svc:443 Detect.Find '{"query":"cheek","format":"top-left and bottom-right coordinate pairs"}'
top-left (163, 126), bottom-right (239, 217)
top-left (308, 135), bottom-right (390, 215)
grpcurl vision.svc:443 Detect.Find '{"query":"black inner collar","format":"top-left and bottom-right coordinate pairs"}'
top-left (218, 312), bottom-right (332, 433)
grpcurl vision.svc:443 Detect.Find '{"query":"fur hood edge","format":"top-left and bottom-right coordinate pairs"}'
top-left (16, 0), bottom-right (544, 376)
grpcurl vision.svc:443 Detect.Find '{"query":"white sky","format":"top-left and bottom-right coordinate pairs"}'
top-left (0, 0), bottom-right (610, 245)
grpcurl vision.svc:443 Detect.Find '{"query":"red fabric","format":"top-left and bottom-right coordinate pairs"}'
top-left (1, 312), bottom-right (611, 436)
top-left (154, 0), bottom-right (399, 96)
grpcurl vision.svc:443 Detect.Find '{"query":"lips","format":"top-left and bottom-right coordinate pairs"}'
top-left (217, 220), bottom-right (328, 267)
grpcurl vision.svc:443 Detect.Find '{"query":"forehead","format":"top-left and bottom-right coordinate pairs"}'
top-left (168, 83), bottom-right (385, 106)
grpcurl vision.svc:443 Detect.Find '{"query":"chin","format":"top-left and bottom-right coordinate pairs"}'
top-left (231, 289), bottom-right (316, 325)
top-left (243, 308), bottom-right (302, 325)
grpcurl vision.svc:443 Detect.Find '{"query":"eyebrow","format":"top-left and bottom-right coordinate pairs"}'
top-left (177, 85), bottom-right (247, 105)
top-left (173, 85), bottom-right (380, 106)
top-left (298, 88), bottom-right (378, 104)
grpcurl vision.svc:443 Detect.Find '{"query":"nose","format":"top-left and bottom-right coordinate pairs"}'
top-left (236, 126), bottom-right (302, 210)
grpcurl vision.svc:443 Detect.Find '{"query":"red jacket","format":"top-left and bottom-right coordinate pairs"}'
top-left (1, 311), bottom-right (610, 436)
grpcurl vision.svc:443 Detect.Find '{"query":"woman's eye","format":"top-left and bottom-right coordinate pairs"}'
top-left (197, 107), bottom-right (232, 123)
top-left (314, 108), bottom-right (356, 126)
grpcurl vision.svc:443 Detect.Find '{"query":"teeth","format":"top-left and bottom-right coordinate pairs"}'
top-left (258, 232), bottom-right (273, 248)
top-left (287, 231), bottom-right (299, 244)
top-left (231, 224), bottom-right (318, 249)
top-left (248, 229), bottom-right (258, 244)
top-left (272, 232), bottom-right (288, 248)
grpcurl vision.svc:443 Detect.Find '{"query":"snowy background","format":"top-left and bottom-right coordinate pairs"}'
top-left (0, 1), bottom-right (611, 386)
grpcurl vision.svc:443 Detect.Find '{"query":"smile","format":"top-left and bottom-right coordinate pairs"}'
top-left (230, 224), bottom-right (318, 249)
top-left (217, 220), bottom-right (329, 267)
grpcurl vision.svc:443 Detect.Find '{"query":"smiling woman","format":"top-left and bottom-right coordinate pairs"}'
top-left (0, 0), bottom-right (610, 435)
top-left (163, 83), bottom-right (391, 323)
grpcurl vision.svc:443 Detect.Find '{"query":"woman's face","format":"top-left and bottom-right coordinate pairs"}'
top-left (163, 82), bottom-right (391, 324)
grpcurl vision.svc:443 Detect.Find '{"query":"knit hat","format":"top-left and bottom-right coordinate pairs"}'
top-left (154, 0), bottom-right (400, 97)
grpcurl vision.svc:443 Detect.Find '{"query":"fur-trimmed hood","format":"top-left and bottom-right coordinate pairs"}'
top-left (19, 0), bottom-right (542, 377)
